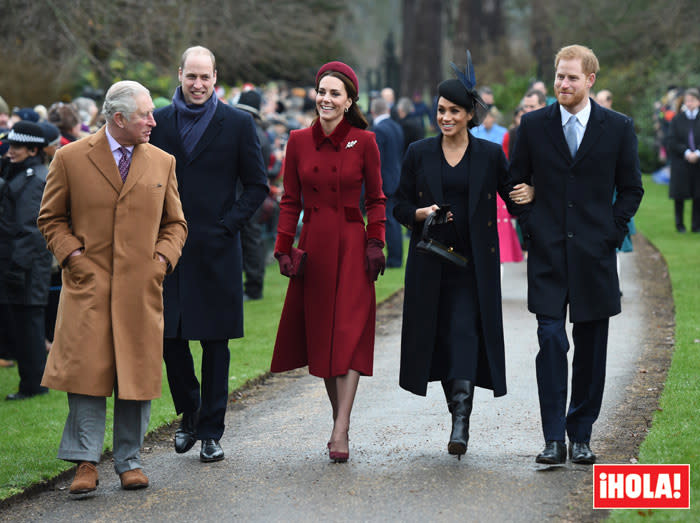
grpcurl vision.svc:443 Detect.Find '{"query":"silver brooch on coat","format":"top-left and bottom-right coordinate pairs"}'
top-left (345, 140), bottom-right (357, 149)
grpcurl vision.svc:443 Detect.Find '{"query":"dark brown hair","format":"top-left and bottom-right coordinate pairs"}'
top-left (316, 71), bottom-right (368, 130)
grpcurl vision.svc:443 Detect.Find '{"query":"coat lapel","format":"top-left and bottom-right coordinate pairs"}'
top-left (87, 127), bottom-right (122, 194)
top-left (543, 103), bottom-right (572, 163)
top-left (467, 136), bottom-right (487, 218)
top-left (574, 99), bottom-right (605, 165)
top-left (158, 106), bottom-right (186, 160)
top-left (118, 143), bottom-right (149, 200)
top-left (186, 104), bottom-right (225, 164)
top-left (424, 137), bottom-right (444, 203)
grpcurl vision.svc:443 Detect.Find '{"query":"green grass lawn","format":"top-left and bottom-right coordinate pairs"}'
top-left (0, 240), bottom-right (408, 500)
top-left (610, 177), bottom-right (700, 521)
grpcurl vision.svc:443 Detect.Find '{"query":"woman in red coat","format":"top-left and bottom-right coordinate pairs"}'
top-left (271, 62), bottom-right (386, 463)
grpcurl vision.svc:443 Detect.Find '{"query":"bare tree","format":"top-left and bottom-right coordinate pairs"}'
top-left (0, 0), bottom-right (347, 105)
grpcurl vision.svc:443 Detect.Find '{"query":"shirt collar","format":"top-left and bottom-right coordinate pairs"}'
top-left (686, 108), bottom-right (699, 120)
top-left (560, 99), bottom-right (591, 128)
top-left (373, 113), bottom-right (391, 126)
top-left (105, 126), bottom-right (134, 155)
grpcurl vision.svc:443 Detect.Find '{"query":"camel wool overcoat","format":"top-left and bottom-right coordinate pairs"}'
top-left (38, 127), bottom-right (188, 400)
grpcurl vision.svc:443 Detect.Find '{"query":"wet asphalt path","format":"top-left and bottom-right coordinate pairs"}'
top-left (1, 252), bottom-right (645, 522)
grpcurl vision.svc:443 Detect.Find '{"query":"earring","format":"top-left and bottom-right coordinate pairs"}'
top-left (345, 107), bottom-right (349, 113)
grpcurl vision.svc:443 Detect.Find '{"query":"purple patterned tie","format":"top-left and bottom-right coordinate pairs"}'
top-left (689, 128), bottom-right (696, 151)
top-left (118, 146), bottom-right (131, 182)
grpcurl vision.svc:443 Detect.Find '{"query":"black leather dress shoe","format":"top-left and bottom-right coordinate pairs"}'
top-left (569, 441), bottom-right (596, 464)
top-left (5, 388), bottom-right (48, 400)
top-left (200, 439), bottom-right (224, 462)
top-left (535, 440), bottom-right (566, 464)
top-left (174, 408), bottom-right (199, 454)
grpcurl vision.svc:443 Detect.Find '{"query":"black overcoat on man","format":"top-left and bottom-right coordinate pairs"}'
top-left (509, 100), bottom-right (643, 323)
top-left (667, 111), bottom-right (700, 199)
top-left (150, 103), bottom-right (269, 340)
top-left (393, 135), bottom-right (517, 397)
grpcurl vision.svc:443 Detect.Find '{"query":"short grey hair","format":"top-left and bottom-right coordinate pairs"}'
top-left (396, 97), bottom-right (414, 114)
top-left (371, 97), bottom-right (389, 115)
top-left (102, 81), bottom-right (150, 122)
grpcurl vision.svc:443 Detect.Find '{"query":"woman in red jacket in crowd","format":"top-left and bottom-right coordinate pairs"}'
top-left (271, 62), bottom-right (386, 463)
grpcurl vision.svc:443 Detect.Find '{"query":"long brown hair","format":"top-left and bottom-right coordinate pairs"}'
top-left (315, 71), bottom-right (368, 130)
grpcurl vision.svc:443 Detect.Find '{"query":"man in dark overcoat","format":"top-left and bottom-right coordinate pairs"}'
top-left (667, 88), bottom-right (700, 232)
top-left (371, 97), bottom-right (405, 267)
top-left (509, 45), bottom-right (643, 465)
top-left (149, 46), bottom-right (268, 463)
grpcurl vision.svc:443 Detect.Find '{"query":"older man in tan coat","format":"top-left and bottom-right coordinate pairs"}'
top-left (38, 81), bottom-right (187, 495)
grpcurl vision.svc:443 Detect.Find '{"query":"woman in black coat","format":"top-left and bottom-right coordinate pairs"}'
top-left (393, 59), bottom-right (532, 459)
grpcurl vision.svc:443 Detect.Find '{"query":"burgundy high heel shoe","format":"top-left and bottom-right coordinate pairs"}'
top-left (328, 448), bottom-right (349, 463)
top-left (328, 433), bottom-right (349, 463)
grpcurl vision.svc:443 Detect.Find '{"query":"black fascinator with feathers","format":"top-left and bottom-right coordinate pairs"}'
top-left (438, 50), bottom-right (489, 127)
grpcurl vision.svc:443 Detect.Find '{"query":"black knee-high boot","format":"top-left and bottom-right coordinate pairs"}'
top-left (442, 379), bottom-right (474, 459)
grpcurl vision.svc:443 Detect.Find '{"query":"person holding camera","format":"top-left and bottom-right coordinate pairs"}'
top-left (393, 52), bottom-right (531, 459)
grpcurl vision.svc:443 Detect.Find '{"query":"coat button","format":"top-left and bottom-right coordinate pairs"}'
top-left (332, 166), bottom-right (337, 172)
top-left (487, 193), bottom-right (492, 199)
top-left (567, 232), bottom-right (574, 238)
top-left (331, 186), bottom-right (337, 192)
top-left (487, 221), bottom-right (493, 227)
top-left (418, 191), bottom-right (423, 197)
top-left (568, 201), bottom-right (574, 208)
top-left (491, 247), bottom-right (496, 253)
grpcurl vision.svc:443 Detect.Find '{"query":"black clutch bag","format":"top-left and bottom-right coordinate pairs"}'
top-left (415, 209), bottom-right (468, 269)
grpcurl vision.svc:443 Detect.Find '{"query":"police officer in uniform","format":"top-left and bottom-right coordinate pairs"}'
top-left (0, 121), bottom-right (53, 399)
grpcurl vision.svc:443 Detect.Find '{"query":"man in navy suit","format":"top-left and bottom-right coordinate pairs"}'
top-left (509, 45), bottom-right (643, 465)
top-left (150, 46), bottom-right (268, 463)
top-left (371, 97), bottom-right (404, 267)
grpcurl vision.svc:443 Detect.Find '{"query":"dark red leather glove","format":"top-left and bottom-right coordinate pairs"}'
top-left (274, 252), bottom-right (294, 278)
top-left (365, 239), bottom-right (386, 282)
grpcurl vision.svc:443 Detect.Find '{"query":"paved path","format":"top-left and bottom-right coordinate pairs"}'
top-left (1, 252), bottom-right (646, 522)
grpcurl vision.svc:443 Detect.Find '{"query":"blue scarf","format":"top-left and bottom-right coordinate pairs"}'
top-left (172, 86), bottom-right (218, 156)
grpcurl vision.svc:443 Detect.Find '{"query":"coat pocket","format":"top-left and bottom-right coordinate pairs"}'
top-left (344, 207), bottom-right (364, 223)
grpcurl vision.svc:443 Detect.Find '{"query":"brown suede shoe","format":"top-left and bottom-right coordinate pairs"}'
top-left (69, 462), bottom-right (98, 495)
top-left (119, 468), bottom-right (149, 490)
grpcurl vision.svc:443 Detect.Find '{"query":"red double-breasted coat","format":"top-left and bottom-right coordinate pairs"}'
top-left (271, 118), bottom-right (386, 377)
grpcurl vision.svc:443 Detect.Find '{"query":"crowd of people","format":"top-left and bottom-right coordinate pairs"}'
top-left (0, 43), bottom-right (649, 495)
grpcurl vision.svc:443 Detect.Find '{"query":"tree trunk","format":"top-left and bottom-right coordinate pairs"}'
top-left (401, 0), bottom-right (444, 100)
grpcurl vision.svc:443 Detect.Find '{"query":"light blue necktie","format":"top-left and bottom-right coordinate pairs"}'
top-left (564, 115), bottom-right (578, 158)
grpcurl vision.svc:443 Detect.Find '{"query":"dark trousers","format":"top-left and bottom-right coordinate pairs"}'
top-left (240, 206), bottom-right (266, 299)
top-left (2, 304), bottom-right (47, 393)
top-left (674, 198), bottom-right (700, 231)
top-left (535, 314), bottom-right (609, 443)
top-left (385, 197), bottom-right (403, 267)
top-left (163, 337), bottom-right (230, 440)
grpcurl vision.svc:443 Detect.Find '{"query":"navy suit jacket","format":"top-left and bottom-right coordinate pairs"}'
top-left (372, 116), bottom-right (404, 196)
top-left (509, 99), bottom-right (643, 322)
top-left (150, 102), bottom-right (268, 339)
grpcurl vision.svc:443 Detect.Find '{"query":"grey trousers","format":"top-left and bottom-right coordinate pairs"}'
top-left (58, 393), bottom-right (151, 475)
